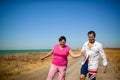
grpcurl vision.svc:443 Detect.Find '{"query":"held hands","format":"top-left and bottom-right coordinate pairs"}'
top-left (81, 50), bottom-right (86, 56)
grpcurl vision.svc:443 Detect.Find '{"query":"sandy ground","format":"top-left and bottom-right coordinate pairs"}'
top-left (11, 57), bottom-right (120, 80)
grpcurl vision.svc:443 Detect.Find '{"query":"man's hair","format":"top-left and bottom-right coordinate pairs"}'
top-left (88, 31), bottom-right (96, 37)
top-left (59, 36), bottom-right (66, 42)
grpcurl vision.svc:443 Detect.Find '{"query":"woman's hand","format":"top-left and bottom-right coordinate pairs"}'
top-left (40, 57), bottom-right (45, 60)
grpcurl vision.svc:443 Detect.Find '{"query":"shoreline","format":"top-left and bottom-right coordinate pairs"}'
top-left (0, 49), bottom-right (52, 55)
top-left (0, 48), bottom-right (120, 55)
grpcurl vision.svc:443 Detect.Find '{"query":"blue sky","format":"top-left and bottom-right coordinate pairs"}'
top-left (0, 0), bottom-right (120, 50)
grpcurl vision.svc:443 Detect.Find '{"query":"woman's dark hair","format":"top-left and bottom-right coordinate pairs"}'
top-left (59, 36), bottom-right (66, 42)
top-left (88, 31), bottom-right (96, 37)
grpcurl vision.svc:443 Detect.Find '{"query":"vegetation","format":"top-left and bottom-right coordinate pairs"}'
top-left (0, 49), bottom-right (120, 80)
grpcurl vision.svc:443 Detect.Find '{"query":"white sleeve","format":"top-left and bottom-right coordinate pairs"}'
top-left (99, 44), bottom-right (108, 66)
top-left (81, 43), bottom-right (86, 51)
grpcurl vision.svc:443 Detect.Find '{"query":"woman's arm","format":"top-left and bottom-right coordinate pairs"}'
top-left (40, 49), bottom-right (54, 60)
top-left (69, 49), bottom-right (85, 58)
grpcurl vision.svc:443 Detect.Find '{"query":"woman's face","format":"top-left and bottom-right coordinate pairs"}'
top-left (59, 39), bottom-right (66, 47)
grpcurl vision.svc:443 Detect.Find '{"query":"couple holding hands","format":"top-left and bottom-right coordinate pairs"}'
top-left (41, 31), bottom-right (108, 80)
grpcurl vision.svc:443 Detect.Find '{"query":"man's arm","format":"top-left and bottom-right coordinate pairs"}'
top-left (99, 44), bottom-right (108, 73)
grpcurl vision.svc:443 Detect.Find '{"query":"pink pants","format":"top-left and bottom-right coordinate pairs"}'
top-left (46, 64), bottom-right (67, 80)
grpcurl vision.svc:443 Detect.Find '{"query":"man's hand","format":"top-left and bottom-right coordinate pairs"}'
top-left (103, 66), bottom-right (107, 73)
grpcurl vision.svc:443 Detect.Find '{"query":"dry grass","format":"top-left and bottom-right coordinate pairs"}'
top-left (0, 49), bottom-right (120, 80)
top-left (0, 52), bottom-right (52, 80)
top-left (104, 48), bottom-right (120, 72)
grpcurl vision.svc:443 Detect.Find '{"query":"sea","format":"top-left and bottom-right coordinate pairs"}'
top-left (0, 49), bottom-right (51, 55)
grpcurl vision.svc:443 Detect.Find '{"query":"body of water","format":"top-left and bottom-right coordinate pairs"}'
top-left (0, 49), bottom-right (51, 55)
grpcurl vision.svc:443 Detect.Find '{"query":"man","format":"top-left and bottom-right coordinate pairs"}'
top-left (80, 31), bottom-right (108, 80)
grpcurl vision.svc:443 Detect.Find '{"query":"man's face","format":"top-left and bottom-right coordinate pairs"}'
top-left (88, 33), bottom-right (95, 43)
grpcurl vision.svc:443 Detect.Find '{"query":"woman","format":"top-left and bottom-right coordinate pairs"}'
top-left (41, 36), bottom-right (85, 80)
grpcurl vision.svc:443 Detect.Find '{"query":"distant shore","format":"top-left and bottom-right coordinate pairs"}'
top-left (0, 49), bottom-right (51, 55)
top-left (0, 48), bottom-right (120, 55)
top-left (104, 48), bottom-right (120, 50)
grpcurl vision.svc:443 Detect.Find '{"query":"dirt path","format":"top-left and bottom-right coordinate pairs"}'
top-left (12, 58), bottom-right (120, 80)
